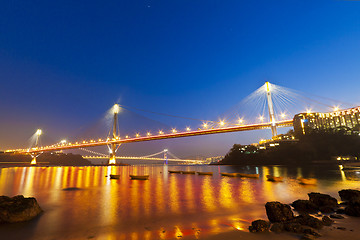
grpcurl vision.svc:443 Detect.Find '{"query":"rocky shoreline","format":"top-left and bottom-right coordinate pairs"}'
top-left (249, 189), bottom-right (360, 239)
top-left (0, 195), bottom-right (42, 223)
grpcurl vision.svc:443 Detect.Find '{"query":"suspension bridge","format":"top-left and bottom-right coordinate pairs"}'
top-left (81, 148), bottom-right (206, 164)
top-left (4, 82), bottom-right (349, 165)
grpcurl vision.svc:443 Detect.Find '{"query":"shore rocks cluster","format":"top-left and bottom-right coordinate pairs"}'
top-left (249, 189), bottom-right (360, 239)
top-left (0, 195), bottom-right (42, 223)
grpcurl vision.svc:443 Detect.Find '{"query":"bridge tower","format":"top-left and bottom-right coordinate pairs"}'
top-left (30, 129), bottom-right (42, 165)
top-left (109, 104), bottom-right (120, 165)
top-left (164, 149), bottom-right (168, 165)
top-left (265, 82), bottom-right (277, 137)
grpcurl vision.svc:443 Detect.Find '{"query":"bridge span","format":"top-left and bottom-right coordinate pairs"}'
top-left (7, 119), bottom-right (293, 154)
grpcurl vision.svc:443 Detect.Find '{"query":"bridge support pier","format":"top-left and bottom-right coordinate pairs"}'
top-left (30, 157), bottom-right (37, 165)
top-left (164, 149), bottom-right (168, 165)
top-left (108, 143), bottom-right (119, 165)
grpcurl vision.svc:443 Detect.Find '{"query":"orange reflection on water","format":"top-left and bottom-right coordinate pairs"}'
top-left (1, 165), bottom-right (360, 240)
top-left (218, 177), bottom-right (234, 209)
top-left (201, 176), bottom-right (215, 211)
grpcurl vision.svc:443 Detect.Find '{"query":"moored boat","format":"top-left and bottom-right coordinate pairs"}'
top-left (168, 170), bottom-right (182, 173)
top-left (266, 175), bottom-right (283, 182)
top-left (298, 177), bottom-right (317, 185)
top-left (181, 171), bottom-right (196, 174)
top-left (130, 175), bottom-right (149, 180)
top-left (220, 172), bottom-right (237, 177)
top-left (110, 174), bottom-right (120, 179)
top-left (236, 173), bottom-right (259, 178)
top-left (197, 172), bottom-right (213, 175)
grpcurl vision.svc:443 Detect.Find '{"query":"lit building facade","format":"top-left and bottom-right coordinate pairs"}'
top-left (293, 106), bottom-right (360, 135)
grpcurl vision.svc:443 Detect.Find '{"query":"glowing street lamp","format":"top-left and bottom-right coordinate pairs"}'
top-left (219, 120), bottom-right (225, 127)
top-left (60, 139), bottom-right (67, 144)
top-left (159, 130), bottom-right (164, 135)
top-left (172, 128), bottom-right (177, 133)
top-left (202, 123), bottom-right (208, 128)
top-left (281, 113), bottom-right (286, 119)
top-left (334, 106), bottom-right (339, 112)
top-left (306, 109), bottom-right (312, 114)
top-left (186, 127), bottom-right (191, 131)
top-left (136, 133), bottom-right (140, 137)
top-left (147, 132), bottom-right (151, 136)
top-left (259, 116), bottom-right (264, 122)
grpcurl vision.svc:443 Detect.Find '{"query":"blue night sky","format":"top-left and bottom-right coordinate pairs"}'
top-left (1, 0), bottom-right (360, 157)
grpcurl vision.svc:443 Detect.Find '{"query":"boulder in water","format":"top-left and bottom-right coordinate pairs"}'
top-left (248, 219), bottom-right (270, 233)
top-left (0, 195), bottom-right (42, 223)
top-left (292, 200), bottom-right (318, 214)
top-left (265, 201), bottom-right (295, 223)
top-left (308, 192), bottom-right (337, 212)
top-left (339, 189), bottom-right (360, 204)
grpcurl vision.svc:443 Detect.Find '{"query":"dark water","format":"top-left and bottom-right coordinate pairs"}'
top-left (0, 164), bottom-right (359, 239)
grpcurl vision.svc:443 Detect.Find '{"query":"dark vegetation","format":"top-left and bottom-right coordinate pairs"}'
top-left (0, 152), bottom-right (92, 166)
top-left (216, 128), bottom-right (360, 165)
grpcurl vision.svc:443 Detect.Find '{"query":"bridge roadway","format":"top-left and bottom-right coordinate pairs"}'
top-left (9, 119), bottom-right (293, 154)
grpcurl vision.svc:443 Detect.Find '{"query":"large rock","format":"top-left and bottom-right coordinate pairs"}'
top-left (322, 216), bottom-right (334, 226)
top-left (270, 222), bottom-right (284, 233)
top-left (303, 228), bottom-right (321, 237)
top-left (345, 202), bottom-right (360, 217)
top-left (265, 201), bottom-right (295, 223)
top-left (248, 219), bottom-right (270, 233)
top-left (294, 214), bottom-right (324, 230)
top-left (292, 200), bottom-right (318, 213)
top-left (283, 222), bottom-right (304, 233)
top-left (0, 195), bottom-right (42, 223)
top-left (308, 192), bottom-right (338, 212)
top-left (339, 189), bottom-right (360, 203)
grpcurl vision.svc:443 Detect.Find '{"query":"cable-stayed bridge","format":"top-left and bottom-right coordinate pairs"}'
top-left (4, 82), bottom-right (349, 165)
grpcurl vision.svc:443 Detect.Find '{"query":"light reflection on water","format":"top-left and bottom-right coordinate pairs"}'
top-left (0, 164), bottom-right (359, 239)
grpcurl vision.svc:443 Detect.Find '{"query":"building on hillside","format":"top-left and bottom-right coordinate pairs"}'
top-left (257, 134), bottom-right (298, 150)
top-left (293, 106), bottom-right (360, 135)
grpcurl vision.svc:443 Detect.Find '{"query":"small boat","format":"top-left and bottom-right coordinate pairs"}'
top-left (266, 175), bottom-right (283, 182)
top-left (236, 173), bottom-right (260, 178)
top-left (220, 172), bottom-right (237, 177)
top-left (197, 172), bottom-right (213, 175)
top-left (168, 170), bottom-right (182, 173)
top-left (298, 178), bottom-right (317, 185)
top-left (130, 175), bottom-right (149, 180)
top-left (181, 171), bottom-right (196, 174)
top-left (110, 174), bottom-right (120, 179)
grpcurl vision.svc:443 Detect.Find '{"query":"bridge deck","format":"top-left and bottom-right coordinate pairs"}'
top-left (9, 119), bottom-right (293, 154)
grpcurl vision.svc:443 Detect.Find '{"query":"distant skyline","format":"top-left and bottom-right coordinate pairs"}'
top-left (1, 1), bottom-right (360, 157)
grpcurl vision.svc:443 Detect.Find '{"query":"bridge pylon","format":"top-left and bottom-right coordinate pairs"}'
top-left (164, 149), bottom-right (168, 165)
top-left (30, 129), bottom-right (42, 165)
top-left (108, 104), bottom-right (120, 165)
top-left (265, 82), bottom-right (277, 137)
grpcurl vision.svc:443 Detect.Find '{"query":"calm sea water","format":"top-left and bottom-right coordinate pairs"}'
top-left (0, 164), bottom-right (359, 240)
